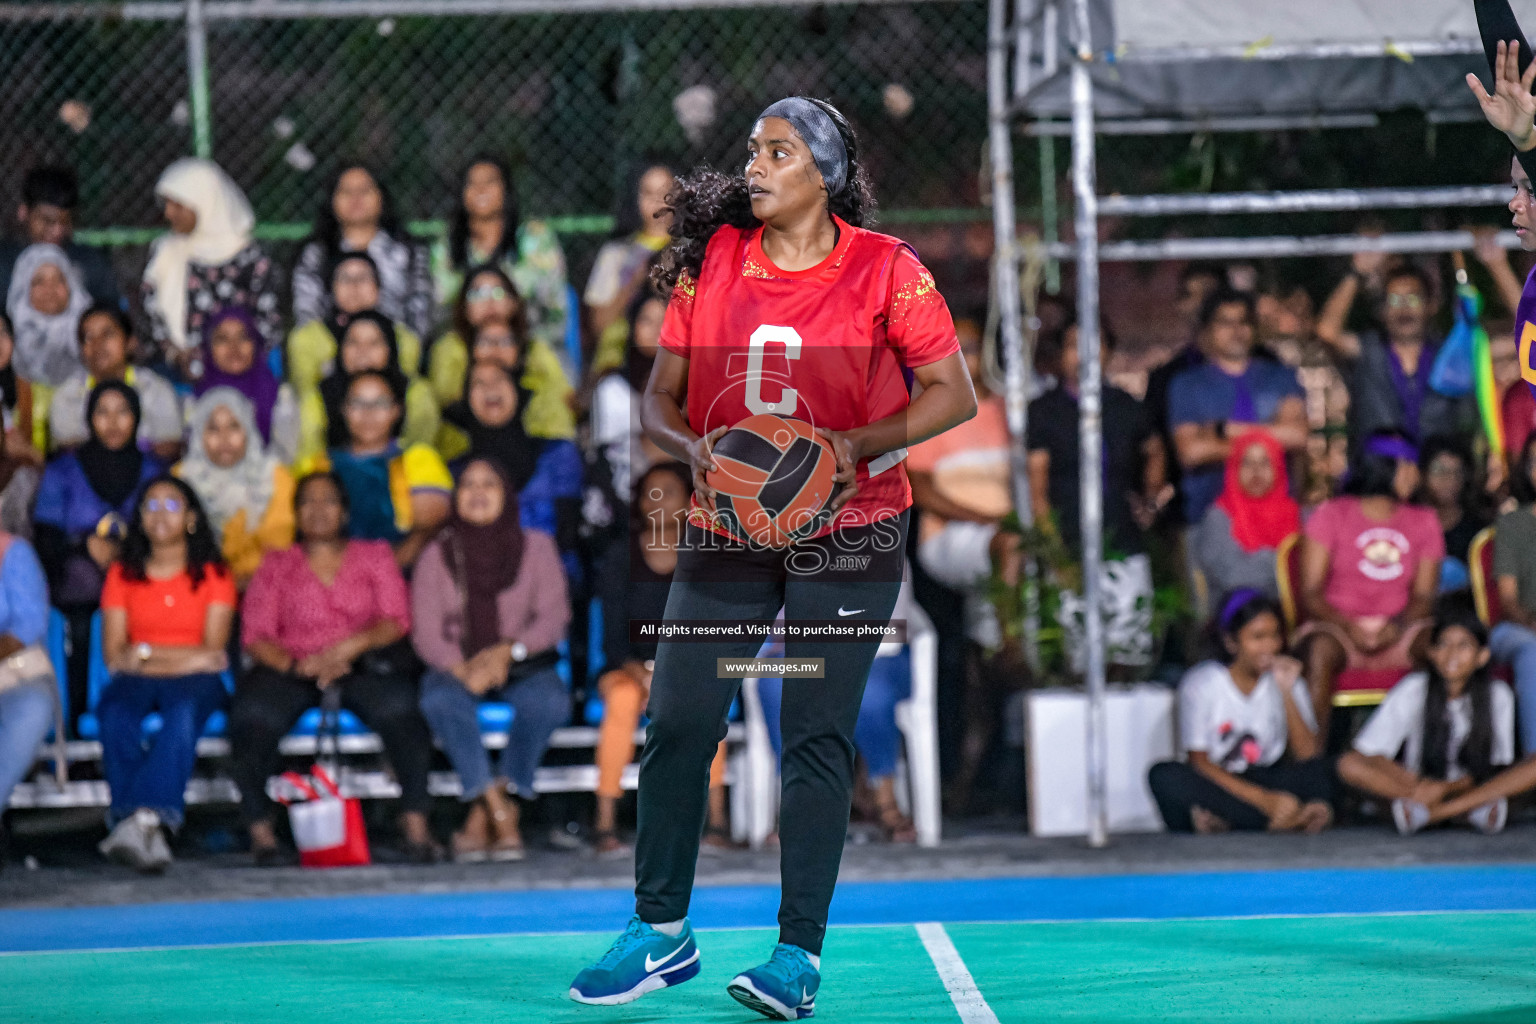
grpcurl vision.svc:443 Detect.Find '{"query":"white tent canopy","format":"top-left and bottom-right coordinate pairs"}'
top-left (1020, 0), bottom-right (1536, 122)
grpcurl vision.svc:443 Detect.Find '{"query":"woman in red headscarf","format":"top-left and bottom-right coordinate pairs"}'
top-left (1190, 430), bottom-right (1300, 619)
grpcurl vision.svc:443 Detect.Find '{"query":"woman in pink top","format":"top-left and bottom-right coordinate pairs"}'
top-left (1295, 432), bottom-right (1443, 733)
top-left (230, 470), bottom-right (439, 866)
top-left (414, 457), bottom-right (570, 861)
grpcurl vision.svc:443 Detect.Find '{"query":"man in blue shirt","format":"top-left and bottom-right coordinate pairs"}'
top-left (1169, 289), bottom-right (1308, 525)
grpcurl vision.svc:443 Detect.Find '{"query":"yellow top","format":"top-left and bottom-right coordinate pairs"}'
top-left (285, 318), bottom-right (425, 392)
top-left (426, 331), bottom-right (576, 460)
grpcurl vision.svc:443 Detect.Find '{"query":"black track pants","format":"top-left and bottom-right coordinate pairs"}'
top-left (634, 510), bottom-right (909, 955)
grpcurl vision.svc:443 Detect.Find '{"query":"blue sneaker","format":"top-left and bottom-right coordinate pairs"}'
top-left (568, 916), bottom-right (700, 1005)
top-left (727, 943), bottom-right (820, 1020)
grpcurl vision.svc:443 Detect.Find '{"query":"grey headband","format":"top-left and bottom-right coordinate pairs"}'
top-left (757, 97), bottom-right (849, 197)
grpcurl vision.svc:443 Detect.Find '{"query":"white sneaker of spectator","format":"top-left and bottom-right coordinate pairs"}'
top-left (1467, 798), bottom-right (1508, 836)
top-left (1391, 798), bottom-right (1431, 837)
top-left (98, 808), bottom-right (172, 872)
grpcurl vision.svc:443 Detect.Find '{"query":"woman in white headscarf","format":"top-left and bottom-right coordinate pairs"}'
top-left (5, 242), bottom-right (90, 388)
top-left (174, 387), bottom-right (295, 587)
top-left (142, 159), bottom-right (281, 373)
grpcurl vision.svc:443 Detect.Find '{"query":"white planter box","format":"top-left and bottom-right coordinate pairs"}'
top-left (1025, 684), bottom-right (1177, 837)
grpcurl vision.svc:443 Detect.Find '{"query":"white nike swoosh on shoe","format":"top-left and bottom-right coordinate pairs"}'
top-left (837, 607), bottom-right (864, 616)
top-left (645, 942), bottom-right (689, 972)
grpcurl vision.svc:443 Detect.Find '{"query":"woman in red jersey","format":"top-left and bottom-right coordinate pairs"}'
top-left (570, 97), bottom-right (977, 1019)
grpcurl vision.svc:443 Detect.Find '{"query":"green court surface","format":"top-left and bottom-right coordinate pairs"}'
top-left (8, 912), bottom-right (1536, 1023)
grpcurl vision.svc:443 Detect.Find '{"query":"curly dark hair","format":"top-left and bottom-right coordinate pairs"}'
top-left (118, 475), bottom-right (224, 588)
top-left (652, 97), bottom-right (876, 296)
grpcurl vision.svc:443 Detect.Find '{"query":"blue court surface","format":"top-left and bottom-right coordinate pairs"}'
top-left (5, 866), bottom-right (1536, 1022)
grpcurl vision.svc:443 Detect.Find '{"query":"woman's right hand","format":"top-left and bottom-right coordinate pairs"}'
top-left (686, 425), bottom-right (729, 514)
top-left (1468, 39), bottom-right (1536, 150)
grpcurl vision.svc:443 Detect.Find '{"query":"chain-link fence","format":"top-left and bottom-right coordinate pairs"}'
top-left (2, 0), bottom-right (987, 280)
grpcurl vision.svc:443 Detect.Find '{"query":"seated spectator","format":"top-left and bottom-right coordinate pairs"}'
top-left (1489, 434), bottom-right (1536, 753)
top-left (1147, 591), bottom-right (1330, 834)
top-left (196, 307), bottom-right (298, 464)
top-left (95, 476), bottom-right (235, 872)
top-left (286, 251), bottom-right (425, 394)
top-left (907, 321), bottom-right (1015, 806)
top-left (431, 155), bottom-right (570, 366)
top-left (49, 305), bottom-right (182, 461)
top-left (588, 279), bottom-right (668, 508)
top-left (756, 580), bottom-right (927, 844)
top-left (232, 470), bottom-right (438, 866)
top-left (1338, 605), bottom-right (1532, 835)
top-left (291, 164), bottom-right (433, 341)
top-left (5, 242), bottom-right (89, 388)
top-left (0, 312), bottom-right (43, 538)
top-left (591, 461), bottom-right (730, 855)
top-left (414, 458), bottom-right (570, 861)
top-left (1190, 431), bottom-right (1299, 616)
top-left (315, 370), bottom-right (450, 570)
top-left (448, 361), bottom-right (582, 578)
top-left (428, 265), bottom-right (574, 457)
top-left (1294, 432), bottom-right (1442, 732)
top-left (1318, 258), bottom-right (1476, 458)
top-left (0, 527), bottom-right (56, 830)
top-left (34, 381), bottom-right (164, 716)
top-left (1029, 318), bottom-right (1167, 670)
top-left (298, 311), bottom-right (438, 464)
top-left (1169, 289), bottom-right (1308, 526)
top-left (1417, 436), bottom-right (1489, 593)
top-left (584, 161), bottom-right (675, 373)
top-left (0, 166), bottom-right (121, 309)
top-left (909, 320), bottom-right (1011, 650)
top-left (175, 389), bottom-right (295, 588)
top-left (141, 158), bottom-right (280, 373)
top-left (1503, 379), bottom-right (1536, 477)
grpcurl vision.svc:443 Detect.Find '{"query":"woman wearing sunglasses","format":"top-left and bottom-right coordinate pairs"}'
top-left (426, 265), bottom-right (573, 461)
top-left (95, 475), bottom-right (235, 872)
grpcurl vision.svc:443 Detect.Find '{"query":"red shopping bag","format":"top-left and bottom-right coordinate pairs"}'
top-left (278, 763), bottom-right (371, 868)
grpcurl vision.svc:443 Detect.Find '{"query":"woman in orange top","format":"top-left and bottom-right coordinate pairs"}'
top-left (96, 475), bottom-right (236, 873)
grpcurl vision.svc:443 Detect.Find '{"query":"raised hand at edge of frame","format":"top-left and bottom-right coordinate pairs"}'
top-left (1467, 39), bottom-right (1536, 151)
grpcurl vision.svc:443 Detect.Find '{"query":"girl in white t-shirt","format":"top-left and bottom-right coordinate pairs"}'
top-left (1338, 605), bottom-right (1534, 835)
top-left (1149, 590), bottom-right (1333, 833)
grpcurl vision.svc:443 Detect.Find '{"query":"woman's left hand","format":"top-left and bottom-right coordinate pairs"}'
top-left (815, 428), bottom-right (862, 512)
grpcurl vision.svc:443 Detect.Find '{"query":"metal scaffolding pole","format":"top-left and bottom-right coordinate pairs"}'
top-left (989, 0), bottom-right (1041, 675)
top-left (1097, 183), bottom-right (1511, 218)
top-left (989, 0), bottom-right (1032, 538)
top-left (1043, 229), bottom-right (1522, 262)
top-left (185, 0), bottom-right (212, 158)
top-left (1068, 0), bottom-right (1107, 849)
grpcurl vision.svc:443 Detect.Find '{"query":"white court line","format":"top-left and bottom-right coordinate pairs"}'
top-left (915, 921), bottom-right (1001, 1024)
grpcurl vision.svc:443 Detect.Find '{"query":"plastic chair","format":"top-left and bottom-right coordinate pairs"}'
top-left (76, 611), bottom-right (236, 739)
top-left (740, 588), bottom-right (942, 849)
top-left (563, 283), bottom-right (583, 380)
top-left (1469, 526), bottom-right (1501, 627)
top-left (1276, 533), bottom-right (1398, 708)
